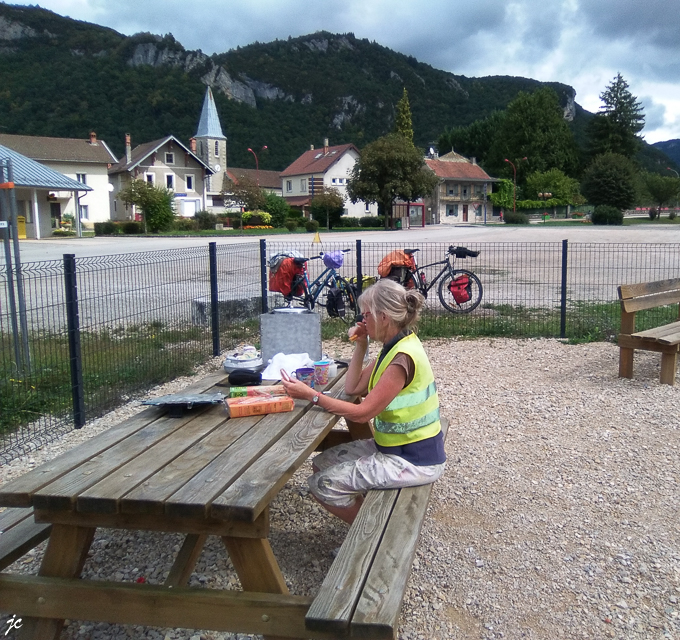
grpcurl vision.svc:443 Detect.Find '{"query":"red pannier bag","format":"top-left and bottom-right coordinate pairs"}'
top-left (269, 257), bottom-right (306, 297)
top-left (448, 273), bottom-right (471, 304)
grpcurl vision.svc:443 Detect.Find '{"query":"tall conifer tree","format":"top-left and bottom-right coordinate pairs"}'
top-left (394, 88), bottom-right (414, 145)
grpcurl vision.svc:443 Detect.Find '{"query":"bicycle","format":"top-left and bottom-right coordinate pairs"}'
top-left (383, 245), bottom-right (483, 313)
top-left (276, 249), bottom-right (358, 324)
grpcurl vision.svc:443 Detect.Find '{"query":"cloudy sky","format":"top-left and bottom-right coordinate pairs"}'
top-left (13, 0), bottom-right (680, 143)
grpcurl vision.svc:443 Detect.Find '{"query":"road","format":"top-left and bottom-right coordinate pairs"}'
top-left (11, 223), bottom-right (680, 263)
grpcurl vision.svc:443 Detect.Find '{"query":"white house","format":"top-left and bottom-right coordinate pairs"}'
top-left (280, 140), bottom-right (377, 218)
top-left (0, 144), bottom-right (93, 238)
top-left (108, 134), bottom-right (214, 220)
top-left (0, 132), bottom-right (117, 230)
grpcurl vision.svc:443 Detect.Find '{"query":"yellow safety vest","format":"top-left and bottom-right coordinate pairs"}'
top-left (368, 333), bottom-right (441, 447)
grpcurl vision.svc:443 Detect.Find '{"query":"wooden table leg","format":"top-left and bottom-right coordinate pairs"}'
top-left (660, 351), bottom-right (678, 385)
top-left (164, 533), bottom-right (208, 587)
top-left (222, 536), bottom-right (296, 640)
top-left (18, 523), bottom-right (95, 640)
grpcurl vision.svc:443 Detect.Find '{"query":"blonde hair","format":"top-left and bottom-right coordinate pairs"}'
top-left (357, 279), bottom-right (424, 331)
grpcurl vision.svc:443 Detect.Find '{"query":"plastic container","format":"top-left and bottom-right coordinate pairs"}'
top-left (223, 346), bottom-right (263, 372)
top-left (295, 367), bottom-right (315, 388)
top-left (313, 360), bottom-right (332, 385)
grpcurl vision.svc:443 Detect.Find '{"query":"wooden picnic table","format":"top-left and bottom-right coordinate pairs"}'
top-left (0, 367), bottom-right (371, 640)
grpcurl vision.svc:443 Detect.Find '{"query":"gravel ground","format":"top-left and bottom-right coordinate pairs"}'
top-left (1, 337), bottom-right (679, 640)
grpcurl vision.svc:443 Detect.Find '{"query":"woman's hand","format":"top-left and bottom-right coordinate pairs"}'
top-left (280, 369), bottom-right (315, 400)
top-left (348, 318), bottom-right (368, 345)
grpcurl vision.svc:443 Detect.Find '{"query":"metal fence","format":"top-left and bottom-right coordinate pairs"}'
top-left (1, 242), bottom-right (261, 463)
top-left (3, 239), bottom-right (680, 463)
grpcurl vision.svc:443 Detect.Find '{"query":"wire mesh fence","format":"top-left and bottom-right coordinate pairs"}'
top-left (0, 242), bottom-right (261, 463)
top-left (3, 239), bottom-right (680, 463)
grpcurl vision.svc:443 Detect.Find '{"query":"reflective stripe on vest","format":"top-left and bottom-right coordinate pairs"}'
top-left (368, 333), bottom-right (441, 447)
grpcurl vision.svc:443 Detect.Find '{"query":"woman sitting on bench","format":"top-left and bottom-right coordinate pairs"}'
top-left (281, 278), bottom-right (446, 524)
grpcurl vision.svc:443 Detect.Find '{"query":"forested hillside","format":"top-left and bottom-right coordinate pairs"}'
top-left (0, 2), bottom-right (672, 174)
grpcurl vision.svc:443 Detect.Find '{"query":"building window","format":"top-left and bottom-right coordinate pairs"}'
top-left (76, 173), bottom-right (87, 185)
top-left (365, 202), bottom-right (370, 212)
top-left (331, 178), bottom-right (337, 184)
top-left (186, 174), bottom-right (194, 191)
top-left (300, 179), bottom-right (307, 192)
top-left (214, 141), bottom-right (219, 156)
top-left (475, 184), bottom-right (483, 196)
top-left (286, 180), bottom-right (292, 192)
top-left (448, 184), bottom-right (459, 196)
top-left (447, 205), bottom-right (458, 217)
top-left (165, 152), bottom-right (175, 165)
top-left (145, 173), bottom-right (154, 184)
top-left (462, 186), bottom-right (468, 199)
top-left (79, 204), bottom-right (89, 220)
top-left (114, 201), bottom-right (117, 212)
top-left (166, 174), bottom-right (174, 190)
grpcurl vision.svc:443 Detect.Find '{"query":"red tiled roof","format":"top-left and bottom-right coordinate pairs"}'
top-left (0, 133), bottom-right (117, 164)
top-left (425, 158), bottom-right (492, 181)
top-left (281, 144), bottom-right (358, 177)
top-left (227, 167), bottom-right (281, 190)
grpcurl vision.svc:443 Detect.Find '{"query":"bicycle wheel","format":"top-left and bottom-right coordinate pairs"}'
top-left (328, 276), bottom-right (358, 324)
top-left (438, 269), bottom-right (483, 313)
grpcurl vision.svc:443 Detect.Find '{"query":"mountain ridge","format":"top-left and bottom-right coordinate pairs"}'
top-left (0, 2), bottom-right (674, 173)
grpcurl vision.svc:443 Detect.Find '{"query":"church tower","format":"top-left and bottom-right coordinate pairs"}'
top-left (194, 87), bottom-right (227, 194)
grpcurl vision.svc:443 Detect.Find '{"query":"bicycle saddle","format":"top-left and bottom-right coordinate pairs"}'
top-left (404, 248), bottom-right (420, 254)
top-left (292, 257), bottom-right (309, 265)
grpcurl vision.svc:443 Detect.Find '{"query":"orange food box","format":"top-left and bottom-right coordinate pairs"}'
top-left (225, 395), bottom-right (295, 418)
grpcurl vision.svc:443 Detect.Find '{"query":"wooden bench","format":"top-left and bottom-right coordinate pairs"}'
top-left (0, 507), bottom-right (51, 571)
top-left (618, 278), bottom-right (680, 385)
top-left (306, 418), bottom-right (449, 639)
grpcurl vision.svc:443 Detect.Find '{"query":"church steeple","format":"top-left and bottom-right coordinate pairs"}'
top-left (194, 87), bottom-right (227, 193)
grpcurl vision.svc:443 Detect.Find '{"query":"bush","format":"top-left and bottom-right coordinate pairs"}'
top-left (360, 216), bottom-right (384, 228)
top-left (52, 228), bottom-right (76, 237)
top-left (194, 210), bottom-right (217, 230)
top-left (592, 205), bottom-right (623, 225)
top-left (242, 210), bottom-right (272, 226)
top-left (288, 209), bottom-right (303, 219)
top-left (305, 219), bottom-right (319, 232)
top-left (340, 217), bottom-right (361, 228)
top-left (670, 211), bottom-right (677, 221)
top-left (122, 221), bottom-right (142, 234)
top-left (94, 221), bottom-right (120, 235)
top-left (503, 211), bottom-right (529, 224)
top-left (231, 215), bottom-right (242, 229)
top-left (172, 217), bottom-right (199, 231)
top-left (648, 207), bottom-right (658, 220)
top-left (284, 219), bottom-right (299, 232)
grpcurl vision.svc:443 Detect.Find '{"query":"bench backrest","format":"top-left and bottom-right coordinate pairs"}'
top-left (618, 278), bottom-right (680, 313)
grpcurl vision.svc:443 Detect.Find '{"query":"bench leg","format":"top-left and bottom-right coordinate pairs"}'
top-left (18, 524), bottom-right (95, 640)
top-left (164, 533), bottom-right (208, 587)
top-left (619, 347), bottom-right (634, 379)
top-left (660, 352), bottom-right (678, 385)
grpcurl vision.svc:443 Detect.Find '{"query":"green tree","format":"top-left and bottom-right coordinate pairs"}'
top-left (488, 179), bottom-right (515, 211)
top-left (485, 88), bottom-right (579, 182)
top-left (262, 192), bottom-right (291, 227)
top-left (347, 134), bottom-right (438, 229)
top-left (438, 111), bottom-right (505, 164)
top-left (524, 169), bottom-right (584, 204)
top-left (587, 73), bottom-right (645, 159)
top-left (581, 153), bottom-right (637, 210)
top-left (310, 187), bottom-right (345, 229)
top-left (118, 180), bottom-right (175, 233)
top-left (393, 87), bottom-right (414, 144)
top-left (222, 174), bottom-right (266, 212)
top-left (642, 173), bottom-right (680, 214)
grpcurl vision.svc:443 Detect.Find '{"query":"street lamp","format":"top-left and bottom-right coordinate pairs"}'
top-left (247, 145), bottom-right (268, 185)
top-left (667, 167), bottom-right (680, 178)
top-left (504, 157), bottom-right (527, 213)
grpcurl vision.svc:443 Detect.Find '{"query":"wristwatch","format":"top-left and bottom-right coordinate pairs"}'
top-left (312, 394), bottom-right (320, 405)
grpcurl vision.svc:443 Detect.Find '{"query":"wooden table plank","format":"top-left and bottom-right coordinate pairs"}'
top-left (0, 574), bottom-right (330, 640)
top-left (305, 490), bottom-right (397, 633)
top-left (77, 411), bottom-right (229, 514)
top-left (211, 379), bottom-right (349, 522)
top-left (0, 506), bottom-right (34, 531)
top-left (162, 405), bottom-right (315, 520)
top-left (120, 415), bottom-right (261, 515)
top-left (0, 409), bottom-right (163, 508)
top-left (633, 320), bottom-right (680, 340)
top-left (31, 411), bottom-right (209, 512)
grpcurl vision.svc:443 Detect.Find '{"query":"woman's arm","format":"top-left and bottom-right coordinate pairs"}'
top-left (280, 362), bottom-right (406, 424)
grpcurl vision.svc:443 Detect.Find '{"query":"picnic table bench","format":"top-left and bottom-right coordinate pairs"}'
top-left (0, 366), bottom-right (446, 640)
top-left (618, 277), bottom-right (680, 385)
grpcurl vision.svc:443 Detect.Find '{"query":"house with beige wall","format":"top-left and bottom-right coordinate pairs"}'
top-left (0, 132), bottom-right (116, 231)
top-left (108, 135), bottom-right (214, 220)
top-left (423, 151), bottom-right (496, 224)
top-left (281, 140), bottom-right (377, 218)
